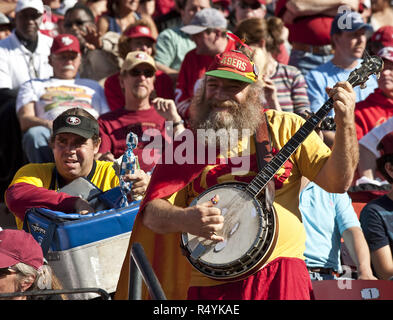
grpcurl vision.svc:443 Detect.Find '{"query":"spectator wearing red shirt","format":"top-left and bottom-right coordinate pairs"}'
top-left (355, 46), bottom-right (393, 140)
top-left (275, 0), bottom-right (360, 76)
top-left (104, 21), bottom-right (174, 111)
top-left (98, 51), bottom-right (184, 172)
top-left (175, 8), bottom-right (236, 119)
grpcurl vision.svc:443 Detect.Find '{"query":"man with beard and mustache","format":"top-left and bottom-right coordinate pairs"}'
top-left (97, 51), bottom-right (185, 173)
top-left (115, 49), bottom-right (360, 300)
top-left (306, 10), bottom-right (377, 147)
top-left (16, 33), bottom-right (109, 164)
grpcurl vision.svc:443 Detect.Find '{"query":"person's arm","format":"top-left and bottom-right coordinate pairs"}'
top-left (370, 245), bottom-right (393, 280)
top-left (342, 226), bottom-right (377, 280)
top-left (142, 197), bottom-right (224, 242)
top-left (5, 182), bottom-right (85, 221)
top-left (152, 97), bottom-right (185, 136)
top-left (17, 102), bottom-right (52, 132)
top-left (358, 144), bottom-right (378, 180)
top-left (155, 61), bottom-right (179, 84)
top-left (313, 81), bottom-right (358, 193)
top-left (286, 0), bottom-right (359, 17)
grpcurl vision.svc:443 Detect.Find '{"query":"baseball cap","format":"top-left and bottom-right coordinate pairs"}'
top-left (51, 34), bottom-right (81, 55)
top-left (53, 112), bottom-right (99, 139)
top-left (15, 0), bottom-right (44, 14)
top-left (180, 8), bottom-right (228, 35)
top-left (205, 50), bottom-right (258, 83)
top-left (0, 229), bottom-right (44, 270)
top-left (330, 11), bottom-right (373, 36)
top-left (124, 25), bottom-right (156, 42)
top-left (377, 131), bottom-right (393, 156)
top-left (371, 26), bottom-right (393, 47)
top-left (377, 47), bottom-right (393, 63)
top-left (121, 51), bottom-right (157, 73)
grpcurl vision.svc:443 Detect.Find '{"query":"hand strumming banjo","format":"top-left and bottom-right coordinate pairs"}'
top-left (180, 55), bottom-right (384, 281)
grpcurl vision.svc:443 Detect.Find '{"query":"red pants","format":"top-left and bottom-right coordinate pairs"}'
top-left (187, 257), bottom-right (314, 300)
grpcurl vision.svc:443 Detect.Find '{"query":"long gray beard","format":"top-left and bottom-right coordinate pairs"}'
top-left (191, 94), bottom-right (264, 147)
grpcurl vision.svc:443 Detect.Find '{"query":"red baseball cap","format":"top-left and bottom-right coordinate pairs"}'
top-left (371, 26), bottom-right (393, 47)
top-left (124, 25), bottom-right (156, 42)
top-left (377, 47), bottom-right (393, 63)
top-left (377, 131), bottom-right (393, 156)
top-left (0, 229), bottom-right (44, 270)
top-left (51, 34), bottom-right (81, 55)
top-left (205, 50), bottom-right (259, 83)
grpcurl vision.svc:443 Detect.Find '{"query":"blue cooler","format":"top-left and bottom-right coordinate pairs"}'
top-left (24, 197), bottom-right (140, 300)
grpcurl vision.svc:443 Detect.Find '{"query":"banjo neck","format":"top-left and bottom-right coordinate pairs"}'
top-left (245, 55), bottom-right (384, 199)
top-left (246, 99), bottom-right (333, 199)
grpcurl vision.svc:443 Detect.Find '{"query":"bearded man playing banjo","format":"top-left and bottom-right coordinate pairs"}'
top-left (114, 48), bottom-right (375, 300)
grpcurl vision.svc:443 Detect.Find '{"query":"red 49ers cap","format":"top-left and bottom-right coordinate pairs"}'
top-left (205, 50), bottom-right (259, 83)
top-left (53, 111), bottom-right (99, 139)
top-left (0, 229), bottom-right (44, 270)
top-left (51, 34), bottom-right (81, 55)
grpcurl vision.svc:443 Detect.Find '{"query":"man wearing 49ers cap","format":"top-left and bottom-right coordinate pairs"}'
top-left (115, 49), bottom-right (360, 300)
top-left (16, 33), bottom-right (109, 164)
top-left (5, 107), bottom-right (144, 230)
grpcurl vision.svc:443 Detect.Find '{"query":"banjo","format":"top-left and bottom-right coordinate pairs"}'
top-left (180, 55), bottom-right (384, 281)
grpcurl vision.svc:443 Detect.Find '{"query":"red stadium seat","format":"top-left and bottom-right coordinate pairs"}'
top-left (313, 280), bottom-right (393, 300)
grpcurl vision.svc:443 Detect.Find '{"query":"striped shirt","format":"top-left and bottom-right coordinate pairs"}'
top-left (270, 63), bottom-right (310, 115)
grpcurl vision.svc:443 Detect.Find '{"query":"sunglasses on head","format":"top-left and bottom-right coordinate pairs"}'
top-left (239, 1), bottom-right (263, 9)
top-left (129, 68), bottom-right (155, 77)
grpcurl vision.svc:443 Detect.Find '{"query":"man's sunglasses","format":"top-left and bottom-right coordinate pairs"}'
top-left (129, 69), bottom-right (155, 78)
top-left (64, 19), bottom-right (93, 29)
top-left (239, 1), bottom-right (263, 9)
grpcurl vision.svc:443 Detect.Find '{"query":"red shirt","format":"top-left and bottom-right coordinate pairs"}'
top-left (275, 0), bottom-right (333, 46)
top-left (355, 88), bottom-right (393, 140)
top-left (175, 38), bottom-right (237, 113)
top-left (98, 107), bottom-right (166, 172)
top-left (104, 70), bottom-right (174, 111)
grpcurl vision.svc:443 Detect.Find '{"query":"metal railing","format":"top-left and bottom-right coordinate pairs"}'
top-left (128, 242), bottom-right (167, 300)
top-left (0, 287), bottom-right (111, 300)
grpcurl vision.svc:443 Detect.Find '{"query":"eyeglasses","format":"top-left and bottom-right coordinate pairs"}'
top-left (64, 19), bottom-right (93, 29)
top-left (129, 68), bottom-right (155, 77)
top-left (238, 1), bottom-right (263, 9)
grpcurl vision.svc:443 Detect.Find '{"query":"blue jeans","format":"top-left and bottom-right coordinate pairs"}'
top-left (289, 49), bottom-right (333, 77)
top-left (22, 126), bottom-right (54, 163)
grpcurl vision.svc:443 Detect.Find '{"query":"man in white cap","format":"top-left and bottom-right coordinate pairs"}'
top-left (0, 0), bottom-right (53, 203)
top-left (174, 7), bottom-right (236, 119)
top-left (0, 0), bottom-right (53, 91)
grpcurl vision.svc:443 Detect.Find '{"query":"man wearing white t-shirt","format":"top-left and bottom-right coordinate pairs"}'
top-left (16, 33), bottom-right (109, 163)
top-left (0, 0), bottom-right (53, 201)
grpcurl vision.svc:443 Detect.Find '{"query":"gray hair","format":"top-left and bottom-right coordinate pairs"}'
top-left (11, 262), bottom-right (64, 300)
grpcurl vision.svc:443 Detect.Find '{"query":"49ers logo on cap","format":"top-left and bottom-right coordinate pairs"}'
top-left (66, 116), bottom-right (81, 125)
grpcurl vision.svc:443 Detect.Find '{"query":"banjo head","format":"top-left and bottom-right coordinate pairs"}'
top-left (181, 182), bottom-right (277, 281)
